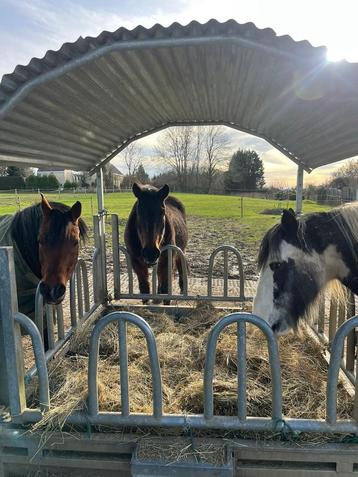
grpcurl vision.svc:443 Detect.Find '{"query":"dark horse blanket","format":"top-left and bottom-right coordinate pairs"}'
top-left (0, 214), bottom-right (39, 315)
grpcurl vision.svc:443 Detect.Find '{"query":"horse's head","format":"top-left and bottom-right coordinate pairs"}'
top-left (133, 182), bottom-right (169, 266)
top-left (38, 194), bottom-right (86, 304)
top-left (253, 209), bottom-right (323, 334)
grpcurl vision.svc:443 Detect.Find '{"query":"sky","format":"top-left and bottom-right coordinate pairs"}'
top-left (1, 0), bottom-right (358, 186)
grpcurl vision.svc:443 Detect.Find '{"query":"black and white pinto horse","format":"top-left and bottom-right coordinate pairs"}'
top-left (253, 206), bottom-right (358, 334)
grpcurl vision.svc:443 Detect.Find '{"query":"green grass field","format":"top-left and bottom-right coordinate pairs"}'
top-left (0, 191), bottom-right (330, 244)
top-left (0, 191), bottom-right (331, 268)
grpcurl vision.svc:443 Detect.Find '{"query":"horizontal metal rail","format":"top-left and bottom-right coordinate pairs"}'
top-left (19, 410), bottom-right (358, 434)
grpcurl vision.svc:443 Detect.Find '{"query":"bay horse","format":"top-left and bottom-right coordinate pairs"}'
top-left (124, 183), bottom-right (188, 304)
top-left (253, 205), bottom-right (358, 334)
top-left (0, 194), bottom-right (87, 317)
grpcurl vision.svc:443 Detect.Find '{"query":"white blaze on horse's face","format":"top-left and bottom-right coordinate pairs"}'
top-left (253, 209), bottom-right (326, 335)
top-left (253, 240), bottom-right (323, 334)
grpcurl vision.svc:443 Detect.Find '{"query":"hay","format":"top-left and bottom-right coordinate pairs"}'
top-left (28, 303), bottom-right (354, 434)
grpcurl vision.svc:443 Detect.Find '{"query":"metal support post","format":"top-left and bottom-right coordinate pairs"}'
top-left (295, 164), bottom-right (304, 215)
top-left (0, 247), bottom-right (26, 415)
top-left (96, 168), bottom-right (108, 303)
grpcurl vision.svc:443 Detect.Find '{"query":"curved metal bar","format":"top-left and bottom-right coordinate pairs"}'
top-left (92, 246), bottom-right (101, 304)
top-left (207, 245), bottom-right (245, 299)
top-left (111, 214), bottom-right (121, 299)
top-left (78, 259), bottom-right (90, 312)
top-left (204, 313), bottom-right (282, 423)
top-left (158, 244), bottom-right (188, 296)
top-left (34, 284), bottom-right (44, 342)
top-left (56, 304), bottom-right (64, 340)
top-left (327, 315), bottom-right (358, 424)
top-left (14, 312), bottom-right (50, 412)
top-left (45, 304), bottom-right (55, 350)
top-left (237, 321), bottom-right (247, 420)
top-left (76, 265), bottom-right (84, 318)
top-left (118, 246), bottom-right (134, 295)
top-left (119, 320), bottom-right (129, 416)
top-left (69, 273), bottom-right (77, 326)
top-left (88, 311), bottom-right (162, 418)
top-left (71, 258), bottom-right (90, 320)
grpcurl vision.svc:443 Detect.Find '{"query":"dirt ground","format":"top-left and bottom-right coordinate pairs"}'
top-left (79, 216), bottom-right (260, 283)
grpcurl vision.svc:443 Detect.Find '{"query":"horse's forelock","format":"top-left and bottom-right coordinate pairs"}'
top-left (258, 224), bottom-right (283, 270)
top-left (43, 203), bottom-right (87, 244)
top-left (258, 218), bottom-right (309, 271)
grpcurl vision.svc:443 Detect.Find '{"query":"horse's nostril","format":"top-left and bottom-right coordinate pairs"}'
top-left (271, 321), bottom-right (281, 334)
top-left (51, 284), bottom-right (66, 301)
top-left (143, 247), bottom-right (160, 263)
top-left (39, 281), bottom-right (50, 297)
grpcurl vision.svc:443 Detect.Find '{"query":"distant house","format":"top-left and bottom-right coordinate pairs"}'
top-left (37, 169), bottom-right (78, 186)
top-left (89, 163), bottom-right (124, 190)
top-left (37, 164), bottom-right (124, 189)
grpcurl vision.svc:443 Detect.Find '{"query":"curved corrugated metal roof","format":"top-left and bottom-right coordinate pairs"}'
top-left (0, 19), bottom-right (358, 172)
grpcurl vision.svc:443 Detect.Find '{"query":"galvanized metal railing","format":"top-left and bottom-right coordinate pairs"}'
top-left (14, 313), bottom-right (49, 412)
top-left (5, 305), bottom-right (358, 434)
top-left (70, 258), bottom-right (91, 326)
top-left (204, 313), bottom-right (282, 423)
top-left (311, 288), bottom-right (357, 385)
top-left (327, 315), bottom-right (358, 424)
top-left (88, 311), bottom-right (162, 418)
top-left (2, 244), bottom-right (358, 435)
top-left (111, 214), bottom-right (247, 302)
top-left (207, 246), bottom-right (245, 300)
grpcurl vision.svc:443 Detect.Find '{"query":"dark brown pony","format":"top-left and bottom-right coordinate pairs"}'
top-left (2, 194), bottom-right (87, 315)
top-left (124, 183), bottom-right (188, 303)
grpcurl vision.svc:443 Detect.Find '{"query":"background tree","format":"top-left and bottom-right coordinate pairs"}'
top-left (329, 159), bottom-right (358, 189)
top-left (0, 164), bottom-right (8, 175)
top-left (224, 149), bottom-right (265, 192)
top-left (135, 163), bottom-right (150, 183)
top-left (201, 126), bottom-right (230, 193)
top-left (3, 165), bottom-right (31, 178)
top-left (25, 174), bottom-right (60, 190)
top-left (156, 126), bottom-right (195, 192)
top-left (122, 143), bottom-right (142, 184)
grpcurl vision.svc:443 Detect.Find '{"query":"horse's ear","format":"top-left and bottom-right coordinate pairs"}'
top-left (70, 201), bottom-right (82, 222)
top-left (288, 208), bottom-right (296, 215)
top-left (158, 184), bottom-right (169, 201)
top-left (281, 209), bottom-right (298, 236)
top-left (132, 182), bottom-right (142, 199)
top-left (40, 193), bottom-right (52, 218)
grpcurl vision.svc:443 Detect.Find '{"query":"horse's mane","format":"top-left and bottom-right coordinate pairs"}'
top-left (258, 203), bottom-right (358, 272)
top-left (11, 202), bottom-right (88, 277)
top-left (332, 202), bottom-right (358, 264)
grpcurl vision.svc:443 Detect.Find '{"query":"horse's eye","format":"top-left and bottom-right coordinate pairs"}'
top-left (269, 262), bottom-right (282, 271)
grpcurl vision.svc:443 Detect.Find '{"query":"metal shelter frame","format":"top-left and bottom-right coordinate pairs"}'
top-left (1, 19), bottom-right (358, 214)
